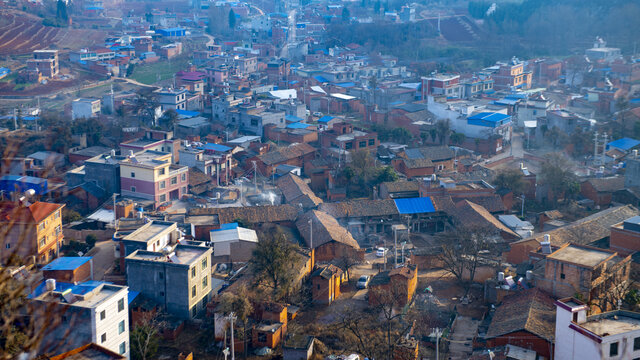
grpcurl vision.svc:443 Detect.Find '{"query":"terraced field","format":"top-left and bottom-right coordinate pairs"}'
top-left (0, 10), bottom-right (107, 55)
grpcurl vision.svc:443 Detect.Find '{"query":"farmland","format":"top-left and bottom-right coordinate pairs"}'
top-left (0, 10), bottom-right (107, 56)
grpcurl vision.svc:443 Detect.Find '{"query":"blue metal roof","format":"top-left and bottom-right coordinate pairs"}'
top-left (285, 115), bottom-right (303, 122)
top-left (286, 122), bottom-right (310, 129)
top-left (335, 82), bottom-right (355, 88)
top-left (314, 75), bottom-right (329, 83)
top-left (29, 280), bottom-right (105, 299)
top-left (394, 197), bottom-right (435, 214)
top-left (468, 112), bottom-right (511, 128)
top-left (204, 143), bottom-right (232, 152)
top-left (176, 109), bottom-right (200, 118)
top-left (128, 290), bottom-right (140, 305)
top-left (212, 222), bottom-right (239, 232)
top-left (317, 116), bottom-right (334, 123)
top-left (607, 138), bottom-right (640, 151)
top-left (42, 257), bottom-right (92, 271)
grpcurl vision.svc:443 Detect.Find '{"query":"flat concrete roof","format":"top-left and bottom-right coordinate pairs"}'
top-left (581, 315), bottom-right (640, 337)
top-left (123, 221), bottom-right (175, 243)
top-left (547, 244), bottom-right (612, 268)
top-left (127, 245), bottom-right (210, 265)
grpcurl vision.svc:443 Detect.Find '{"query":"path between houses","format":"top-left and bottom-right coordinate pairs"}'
top-left (447, 315), bottom-right (479, 359)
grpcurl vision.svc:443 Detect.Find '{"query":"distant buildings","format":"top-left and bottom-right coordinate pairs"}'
top-left (72, 98), bottom-right (101, 120)
top-left (491, 57), bottom-right (532, 91)
top-left (26, 50), bottom-right (59, 81)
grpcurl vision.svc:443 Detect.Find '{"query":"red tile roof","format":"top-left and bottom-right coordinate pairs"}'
top-left (29, 202), bottom-right (63, 223)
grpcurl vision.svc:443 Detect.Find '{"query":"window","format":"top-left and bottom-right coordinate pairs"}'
top-left (100, 310), bottom-right (106, 320)
top-left (572, 312), bottom-right (578, 323)
top-left (192, 285), bottom-right (197, 298)
top-left (39, 238), bottom-right (45, 247)
top-left (131, 172), bottom-right (135, 178)
top-left (171, 177), bottom-right (177, 185)
top-left (359, 141), bottom-right (366, 148)
top-left (317, 284), bottom-right (320, 290)
top-left (119, 342), bottom-right (126, 355)
top-left (202, 276), bottom-right (208, 288)
top-left (55, 225), bottom-right (61, 236)
top-left (181, 173), bottom-right (186, 182)
top-left (368, 139), bottom-right (375, 146)
top-left (159, 168), bottom-right (166, 175)
top-left (118, 320), bottom-right (125, 334)
top-left (159, 272), bottom-right (164, 280)
top-left (345, 142), bottom-right (353, 150)
top-left (191, 267), bottom-right (196, 278)
top-left (5, 244), bottom-right (9, 249)
top-left (202, 257), bottom-right (207, 270)
top-left (101, 333), bottom-right (107, 343)
top-left (160, 291), bottom-right (165, 297)
top-left (159, 194), bottom-right (166, 202)
top-left (610, 342), bottom-right (619, 357)
top-left (38, 223), bottom-right (45, 231)
top-left (634, 337), bottom-right (640, 351)
top-left (560, 273), bottom-right (565, 279)
top-left (202, 295), bottom-right (208, 308)
top-left (131, 186), bottom-right (136, 192)
top-left (159, 181), bottom-right (166, 189)
top-left (258, 333), bottom-right (267, 342)
top-left (182, 186), bottom-right (187, 194)
top-left (118, 298), bottom-right (125, 312)
top-left (191, 306), bottom-right (197, 318)
top-left (54, 211), bottom-right (60, 219)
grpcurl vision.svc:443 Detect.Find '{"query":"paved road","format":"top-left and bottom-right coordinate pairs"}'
top-left (86, 240), bottom-right (116, 280)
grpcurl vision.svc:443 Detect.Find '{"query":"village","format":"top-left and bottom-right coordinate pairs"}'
top-left (1, 0), bottom-right (640, 359)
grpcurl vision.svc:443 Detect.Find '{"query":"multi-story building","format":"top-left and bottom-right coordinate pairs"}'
top-left (72, 98), bottom-right (101, 120)
top-left (421, 74), bottom-right (461, 99)
top-left (125, 244), bottom-right (213, 319)
top-left (155, 87), bottom-right (189, 111)
top-left (492, 58), bottom-right (532, 91)
top-left (120, 130), bottom-right (181, 163)
top-left (29, 279), bottom-right (130, 358)
top-left (536, 242), bottom-right (631, 313)
top-left (0, 201), bottom-right (65, 265)
top-left (233, 55), bottom-right (258, 75)
top-left (610, 216), bottom-right (640, 256)
top-left (555, 297), bottom-right (640, 360)
top-left (26, 50), bottom-right (59, 78)
top-left (585, 37), bottom-right (622, 63)
top-left (69, 48), bottom-right (116, 63)
top-left (115, 220), bottom-right (183, 270)
top-left (318, 122), bottom-right (378, 159)
top-left (119, 151), bottom-right (188, 208)
top-left (460, 73), bottom-right (494, 98)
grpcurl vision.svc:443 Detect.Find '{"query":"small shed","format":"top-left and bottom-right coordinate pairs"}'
top-left (283, 334), bottom-right (314, 360)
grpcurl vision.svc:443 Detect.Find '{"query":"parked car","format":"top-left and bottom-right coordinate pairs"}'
top-left (376, 247), bottom-right (388, 257)
top-left (356, 275), bottom-right (370, 289)
top-left (313, 111), bottom-right (323, 117)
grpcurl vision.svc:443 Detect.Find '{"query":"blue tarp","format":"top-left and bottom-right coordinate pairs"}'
top-left (314, 75), bottom-right (329, 83)
top-left (607, 138), bottom-right (640, 151)
top-left (335, 82), bottom-right (355, 88)
top-left (286, 122), bottom-right (311, 129)
top-left (212, 222), bottom-right (239, 232)
top-left (204, 143), bottom-right (232, 152)
top-left (394, 197), bottom-right (435, 214)
top-left (318, 116), bottom-right (334, 123)
top-left (176, 109), bottom-right (200, 118)
top-left (29, 280), bottom-right (105, 299)
top-left (42, 257), bottom-right (93, 271)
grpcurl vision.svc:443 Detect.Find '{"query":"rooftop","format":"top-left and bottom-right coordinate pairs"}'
top-left (547, 244), bottom-right (615, 268)
top-left (42, 257), bottom-right (92, 271)
top-left (122, 221), bottom-right (176, 243)
top-left (580, 311), bottom-right (640, 337)
top-left (29, 281), bottom-right (126, 309)
top-left (126, 244), bottom-right (210, 265)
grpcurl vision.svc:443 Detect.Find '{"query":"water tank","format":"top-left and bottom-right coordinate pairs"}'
top-left (526, 270), bottom-right (533, 280)
top-left (46, 278), bottom-right (56, 291)
top-left (497, 272), bottom-right (505, 281)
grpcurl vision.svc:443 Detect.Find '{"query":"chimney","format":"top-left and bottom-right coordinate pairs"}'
top-left (46, 278), bottom-right (56, 291)
top-left (541, 234), bottom-right (552, 254)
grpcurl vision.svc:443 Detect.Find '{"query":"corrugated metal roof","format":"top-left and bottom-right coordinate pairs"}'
top-left (607, 137), bottom-right (640, 151)
top-left (42, 257), bottom-right (92, 271)
top-left (394, 197), bottom-right (435, 214)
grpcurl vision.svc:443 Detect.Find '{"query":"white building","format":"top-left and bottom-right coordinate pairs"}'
top-left (555, 297), bottom-right (640, 360)
top-left (155, 87), bottom-right (189, 111)
top-left (210, 224), bottom-right (258, 262)
top-left (29, 280), bottom-right (130, 358)
top-left (72, 98), bottom-right (101, 120)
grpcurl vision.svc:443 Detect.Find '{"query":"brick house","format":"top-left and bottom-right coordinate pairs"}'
top-left (368, 265), bottom-right (418, 307)
top-left (310, 264), bottom-right (345, 305)
top-left (318, 122), bottom-right (378, 158)
top-left (580, 176), bottom-right (625, 207)
top-left (252, 302), bottom-right (288, 349)
top-left (610, 216), bottom-right (640, 256)
top-left (252, 143), bottom-right (316, 177)
top-left (41, 256), bottom-right (94, 283)
top-left (392, 146), bottom-right (455, 178)
top-left (485, 288), bottom-right (555, 359)
top-left (296, 210), bottom-right (363, 263)
top-left (536, 243), bottom-right (631, 314)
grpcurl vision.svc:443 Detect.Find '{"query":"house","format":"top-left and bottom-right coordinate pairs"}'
top-left (310, 264), bottom-right (345, 305)
top-left (49, 343), bottom-right (126, 360)
top-left (283, 335), bottom-right (315, 360)
top-left (379, 181), bottom-right (420, 199)
top-left (276, 174), bottom-right (322, 210)
top-left (484, 289), bottom-right (555, 359)
top-left (29, 280), bottom-right (130, 358)
top-left (452, 200), bottom-right (519, 241)
top-left (580, 176), bottom-right (625, 207)
top-left (116, 220), bottom-right (183, 271)
top-left (42, 256), bottom-right (94, 283)
top-left (27, 50), bottom-right (59, 79)
top-left (68, 146), bottom-right (111, 165)
top-left (492, 58), bottom-right (532, 91)
top-left (209, 223), bottom-right (258, 263)
top-left (318, 122), bottom-right (378, 159)
top-left (120, 129), bottom-right (181, 163)
top-left (555, 298), bottom-right (640, 360)
top-left (174, 117), bottom-right (210, 138)
top-left (296, 210), bottom-right (363, 263)
top-left (188, 204), bottom-right (299, 229)
top-left (155, 87), bottom-right (189, 111)
top-left (421, 74), bottom-right (461, 99)
top-left (610, 216), bottom-right (640, 256)
top-left (368, 264), bottom-right (418, 307)
top-left (72, 98), bottom-right (101, 120)
top-left (252, 302), bottom-right (289, 349)
top-left (27, 151), bottom-right (65, 172)
top-left (536, 243), bottom-right (631, 313)
top-left (506, 205), bottom-right (639, 264)
top-left (253, 143), bottom-right (316, 177)
top-left (392, 146), bottom-right (455, 178)
top-left (0, 201), bottom-right (64, 265)
top-left (119, 150), bottom-right (189, 209)
top-left (125, 244), bottom-right (213, 319)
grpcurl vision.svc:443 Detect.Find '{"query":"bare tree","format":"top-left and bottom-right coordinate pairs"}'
top-left (438, 225), bottom-right (497, 297)
top-left (217, 286), bottom-right (254, 360)
top-left (130, 312), bottom-right (163, 360)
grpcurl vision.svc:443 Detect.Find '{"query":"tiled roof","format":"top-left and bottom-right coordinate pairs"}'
top-left (585, 176), bottom-right (625, 193)
top-left (514, 205), bottom-right (639, 247)
top-left (311, 264), bottom-right (343, 279)
top-left (189, 204), bottom-right (299, 224)
top-left (319, 199), bottom-right (399, 218)
top-left (28, 202), bottom-right (63, 223)
top-left (381, 180), bottom-right (420, 194)
top-left (276, 174), bottom-right (323, 209)
top-left (451, 194), bottom-right (506, 213)
top-left (296, 210), bottom-right (360, 249)
top-left (402, 146), bottom-right (454, 161)
top-left (189, 168), bottom-right (211, 187)
top-left (485, 289), bottom-right (556, 341)
top-left (258, 143), bottom-right (316, 165)
top-left (402, 158), bottom-right (434, 169)
top-left (453, 200), bottom-right (518, 237)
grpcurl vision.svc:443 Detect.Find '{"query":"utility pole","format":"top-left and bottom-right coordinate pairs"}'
top-left (520, 195), bottom-right (525, 218)
top-left (435, 328), bottom-right (442, 360)
top-left (308, 219), bottom-right (313, 249)
top-left (113, 193), bottom-right (117, 229)
top-left (252, 160), bottom-right (257, 190)
top-left (394, 226), bottom-right (398, 268)
top-left (229, 312), bottom-right (237, 360)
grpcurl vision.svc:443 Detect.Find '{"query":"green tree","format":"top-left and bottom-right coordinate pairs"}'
top-left (342, 7), bottom-right (351, 22)
top-left (493, 168), bottom-right (526, 196)
top-left (228, 9), bottom-right (236, 29)
top-left (249, 229), bottom-right (301, 300)
top-left (85, 234), bottom-right (97, 248)
top-left (390, 127), bottom-right (412, 144)
top-left (450, 132), bottom-right (466, 145)
top-left (376, 166), bottom-right (398, 184)
top-left (434, 119), bottom-right (451, 145)
top-left (56, 0), bottom-right (68, 24)
top-left (159, 109), bottom-right (179, 131)
top-left (62, 209), bottom-right (82, 223)
top-left (130, 313), bottom-right (162, 360)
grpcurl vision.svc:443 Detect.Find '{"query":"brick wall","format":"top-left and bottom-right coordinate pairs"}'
top-left (610, 227), bottom-right (640, 256)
